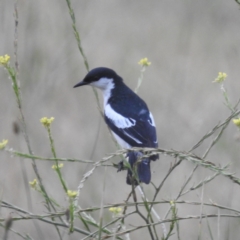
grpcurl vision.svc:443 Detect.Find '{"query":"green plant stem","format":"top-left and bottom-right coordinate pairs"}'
top-left (46, 126), bottom-right (68, 193)
top-left (4, 56), bottom-right (63, 239)
top-left (69, 201), bottom-right (75, 233)
top-left (10, 150), bottom-right (96, 163)
top-left (65, 0), bottom-right (89, 71)
top-left (64, 0), bottom-right (103, 119)
top-left (221, 84), bottom-right (234, 112)
top-left (135, 66), bottom-right (146, 93)
top-left (5, 65), bottom-right (57, 210)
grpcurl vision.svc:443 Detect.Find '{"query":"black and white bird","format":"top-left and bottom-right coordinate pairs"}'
top-left (74, 67), bottom-right (158, 185)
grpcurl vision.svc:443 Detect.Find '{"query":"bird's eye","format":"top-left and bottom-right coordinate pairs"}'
top-left (92, 76), bottom-right (99, 81)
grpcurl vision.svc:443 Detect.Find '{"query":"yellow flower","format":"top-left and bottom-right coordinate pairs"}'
top-left (40, 117), bottom-right (54, 127)
top-left (233, 118), bottom-right (240, 128)
top-left (67, 190), bottom-right (77, 198)
top-left (169, 200), bottom-right (175, 207)
top-left (0, 54), bottom-right (10, 66)
top-left (52, 163), bottom-right (64, 170)
top-left (109, 207), bottom-right (122, 214)
top-left (213, 72), bottom-right (227, 83)
top-left (138, 58), bottom-right (151, 67)
top-left (29, 179), bottom-right (38, 189)
top-left (0, 139), bottom-right (8, 150)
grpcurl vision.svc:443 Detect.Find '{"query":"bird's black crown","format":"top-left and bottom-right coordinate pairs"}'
top-left (83, 67), bottom-right (122, 84)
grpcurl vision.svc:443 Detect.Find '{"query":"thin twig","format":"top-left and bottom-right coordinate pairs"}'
top-left (9, 2), bottom-right (63, 238)
top-left (138, 185), bottom-right (166, 238)
top-left (101, 214), bottom-right (240, 239)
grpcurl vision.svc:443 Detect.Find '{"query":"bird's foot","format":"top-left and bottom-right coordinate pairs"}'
top-left (117, 161), bottom-right (124, 172)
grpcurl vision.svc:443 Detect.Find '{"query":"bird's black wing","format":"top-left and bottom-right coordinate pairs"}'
top-left (104, 104), bottom-right (158, 149)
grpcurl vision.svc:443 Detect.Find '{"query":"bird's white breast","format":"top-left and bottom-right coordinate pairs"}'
top-left (92, 77), bottom-right (137, 129)
top-left (89, 77), bottom-right (115, 107)
top-left (111, 131), bottom-right (131, 149)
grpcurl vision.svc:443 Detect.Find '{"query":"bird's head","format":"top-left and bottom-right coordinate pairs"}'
top-left (74, 67), bottom-right (122, 90)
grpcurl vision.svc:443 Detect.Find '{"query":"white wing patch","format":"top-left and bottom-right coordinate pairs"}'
top-left (105, 104), bottom-right (136, 128)
top-left (111, 131), bottom-right (142, 148)
top-left (148, 112), bottom-right (156, 127)
top-left (122, 130), bottom-right (142, 144)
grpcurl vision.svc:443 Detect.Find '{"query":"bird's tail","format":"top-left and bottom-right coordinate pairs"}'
top-left (126, 152), bottom-right (151, 185)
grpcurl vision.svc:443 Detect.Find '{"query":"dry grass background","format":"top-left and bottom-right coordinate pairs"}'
top-left (0, 0), bottom-right (240, 239)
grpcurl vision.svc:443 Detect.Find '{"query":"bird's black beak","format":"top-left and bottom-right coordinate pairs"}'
top-left (73, 81), bottom-right (88, 88)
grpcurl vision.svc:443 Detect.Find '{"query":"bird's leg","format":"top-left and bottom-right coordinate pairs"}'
top-left (117, 160), bottom-right (124, 172)
top-left (117, 153), bottom-right (129, 172)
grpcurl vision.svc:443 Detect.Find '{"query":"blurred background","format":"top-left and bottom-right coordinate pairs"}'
top-left (0, 0), bottom-right (240, 239)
